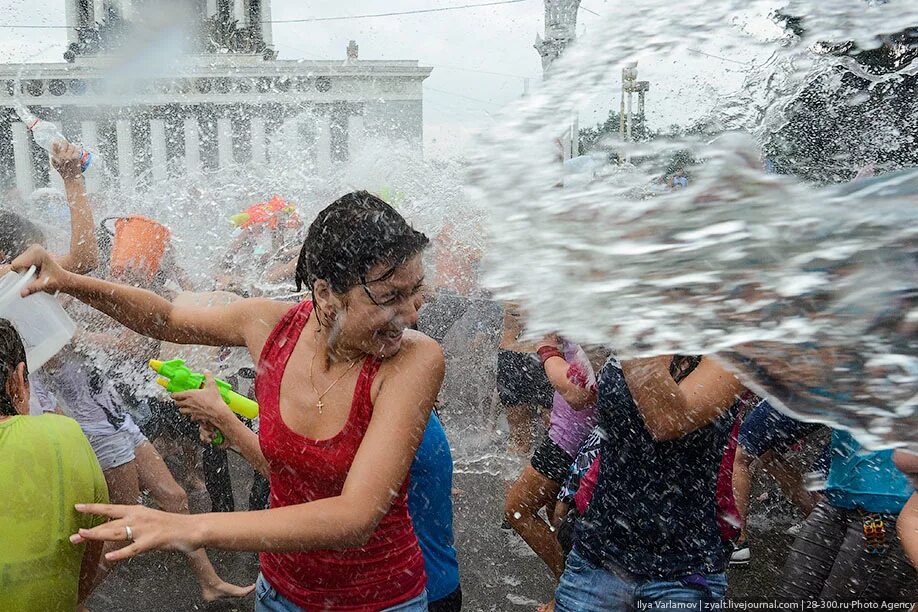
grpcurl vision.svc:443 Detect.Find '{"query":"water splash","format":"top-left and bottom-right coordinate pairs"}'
top-left (469, 0), bottom-right (918, 450)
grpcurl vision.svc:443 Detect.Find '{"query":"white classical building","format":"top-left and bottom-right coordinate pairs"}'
top-left (0, 0), bottom-right (432, 193)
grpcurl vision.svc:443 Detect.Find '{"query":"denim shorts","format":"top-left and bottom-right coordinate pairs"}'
top-left (86, 417), bottom-right (148, 471)
top-left (738, 399), bottom-right (821, 458)
top-left (255, 574), bottom-right (428, 612)
top-left (531, 435), bottom-right (575, 485)
top-left (554, 547), bottom-right (727, 612)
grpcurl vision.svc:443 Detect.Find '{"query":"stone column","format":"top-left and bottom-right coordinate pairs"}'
top-left (217, 117), bottom-right (233, 168)
top-left (94, 0), bottom-right (105, 23)
top-left (11, 122), bottom-right (34, 195)
top-left (233, 0), bottom-right (247, 24)
top-left (115, 119), bottom-right (134, 190)
top-left (317, 115), bottom-right (331, 174)
top-left (184, 118), bottom-right (201, 175)
top-left (149, 119), bottom-right (167, 182)
top-left (65, 0), bottom-right (80, 44)
top-left (347, 113), bottom-right (365, 160)
top-left (260, 0), bottom-right (273, 47)
top-left (250, 117), bottom-right (266, 165)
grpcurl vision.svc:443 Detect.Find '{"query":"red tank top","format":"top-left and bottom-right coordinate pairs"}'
top-left (257, 301), bottom-right (426, 611)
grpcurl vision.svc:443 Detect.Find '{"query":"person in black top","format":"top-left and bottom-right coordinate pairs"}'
top-left (554, 354), bottom-right (745, 611)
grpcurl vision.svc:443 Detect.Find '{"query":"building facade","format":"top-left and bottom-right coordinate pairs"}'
top-left (0, 0), bottom-right (432, 193)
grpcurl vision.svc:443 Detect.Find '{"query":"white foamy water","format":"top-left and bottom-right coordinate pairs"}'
top-left (469, 0), bottom-right (918, 450)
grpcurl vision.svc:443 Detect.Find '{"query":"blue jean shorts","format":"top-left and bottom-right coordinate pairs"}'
top-left (554, 547), bottom-right (727, 611)
top-left (255, 574), bottom-right (428, 612)
top-left (86, 415), bottom-right (148, 471)
top-left (738, 399), bottom-right (821, 458)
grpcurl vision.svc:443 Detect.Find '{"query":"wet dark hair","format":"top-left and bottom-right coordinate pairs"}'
top-left (0, 319), bottom-right (28, 417)
top-left (0, 210), bottom-right (45, 264)
top-left (295, 191), bottom-right (429, 294)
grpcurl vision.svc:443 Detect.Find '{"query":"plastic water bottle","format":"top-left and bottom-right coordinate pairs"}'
top-left (13, 100), bottom-right (102, 183)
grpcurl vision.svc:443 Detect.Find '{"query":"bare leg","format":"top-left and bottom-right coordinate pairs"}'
top-left (759, 451), bottom-right (819, 517)
top-left (506, 403), bottom-right (535, 456)
top-left (181, 438), bottom-right (206, 493)
top-left (133, 442), bottom-right (254, 601)
top-left (93, 460), bottom-right (144, 594)
top-left (505, 465), bottom-right (565, 579)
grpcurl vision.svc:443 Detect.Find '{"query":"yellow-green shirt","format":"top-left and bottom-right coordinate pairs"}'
top-left (0, 414), bottom-right (109, 612)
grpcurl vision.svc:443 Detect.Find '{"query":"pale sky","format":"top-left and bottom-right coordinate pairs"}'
top-left (0, 0), bottom-right (771, 158)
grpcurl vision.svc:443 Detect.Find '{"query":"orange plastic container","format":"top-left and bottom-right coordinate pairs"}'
top-left (109, 216), bottom-right (171, 279)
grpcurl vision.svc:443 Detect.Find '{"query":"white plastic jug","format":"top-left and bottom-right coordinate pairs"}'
top-left (0, 267), bottom-right (75, 371)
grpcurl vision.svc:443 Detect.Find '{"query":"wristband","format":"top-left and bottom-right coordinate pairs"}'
top-left (537, 346), bottom-right (564, 365)
top-left (566, 362), bottom-right (590, 388)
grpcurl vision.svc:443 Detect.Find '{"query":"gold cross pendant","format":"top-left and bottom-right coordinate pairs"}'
top-left (316, 400), bottom-right (324, 414)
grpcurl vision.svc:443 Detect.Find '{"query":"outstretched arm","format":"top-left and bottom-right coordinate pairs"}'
top-left (71, 335), bottom-right (445, 560)
top-left (12, 245), bottom-right (287, 349)
top-left (622, 356), bottom-right (745, 441)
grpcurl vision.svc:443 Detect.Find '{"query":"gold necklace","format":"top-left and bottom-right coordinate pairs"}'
top-left (309, 350), bottom-right (360, 414)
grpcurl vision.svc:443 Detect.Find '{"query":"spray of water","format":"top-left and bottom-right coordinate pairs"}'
top-left (469, 0), bottom-right (918, 450)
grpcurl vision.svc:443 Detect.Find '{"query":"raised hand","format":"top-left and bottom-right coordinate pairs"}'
top-left (50, 140), bottom-right (85, 182)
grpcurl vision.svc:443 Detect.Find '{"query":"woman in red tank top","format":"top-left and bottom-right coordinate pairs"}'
top-left (17, 192), bottom-right (445, 612)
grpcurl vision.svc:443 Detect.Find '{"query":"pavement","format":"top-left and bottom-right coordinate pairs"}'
top-left (88, 449), bottom-right (808, 612)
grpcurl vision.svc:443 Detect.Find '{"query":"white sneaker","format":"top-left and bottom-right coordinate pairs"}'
top-left (730, 543), bottom-right (751, 566)
top-left (785, 522), bottom-right (803, 536)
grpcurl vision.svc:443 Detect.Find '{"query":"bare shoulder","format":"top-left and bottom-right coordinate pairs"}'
top-left (379, 330), bottom-right (445, 378)
top-left (395, 330), bottom-right (444, 365)
top-left (371, 331), bottom-right (444, 412)
top-left (239, 297), bottom-right (297, 335)
top-left (242, 297), bottom-right (294, 320)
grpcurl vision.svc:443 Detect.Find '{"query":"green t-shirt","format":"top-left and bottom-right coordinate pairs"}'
top-left (0, 413), bottom-right (109, 612)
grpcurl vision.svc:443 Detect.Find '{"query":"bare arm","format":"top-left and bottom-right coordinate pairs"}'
top-left (894, 450), bottom-right (918, 570)
top-left (898, 493), bottom-right (918, 570)
top-left (72, 336), bottom-right (445, 559)
top-left (173, 375), bottom-right (270, 478)
top-left (894, 449), bottom-right (918, 489)
top-left (537, 336), bottom-right (600, 410)
top-left (55, 178), bottom-right (98, 274)
top-left (542, 356), bottom-right (597, 410)
top-left (11, 245), bottom-right (286, 349)
top-left (622, 355), bottom-right (745, 442)
top-left (219, 418), bottom-right (269, 477)
top-left (50, 142), bottom-right (99, 274)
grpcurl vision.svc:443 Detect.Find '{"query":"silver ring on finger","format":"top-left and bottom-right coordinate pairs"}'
top-left (125, 525), bottom-right (134, 541)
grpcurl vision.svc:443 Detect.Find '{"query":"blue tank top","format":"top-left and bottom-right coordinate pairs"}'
top-left (575, 357), bottom-right (735, 578)
top-left (825, 430), bottom-right (913, 514)
top-left (408, 413), bottom-right (460, 601)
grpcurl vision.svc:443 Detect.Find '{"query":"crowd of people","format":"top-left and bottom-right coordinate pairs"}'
top-left (0, 141), bottom-right (916, 612)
